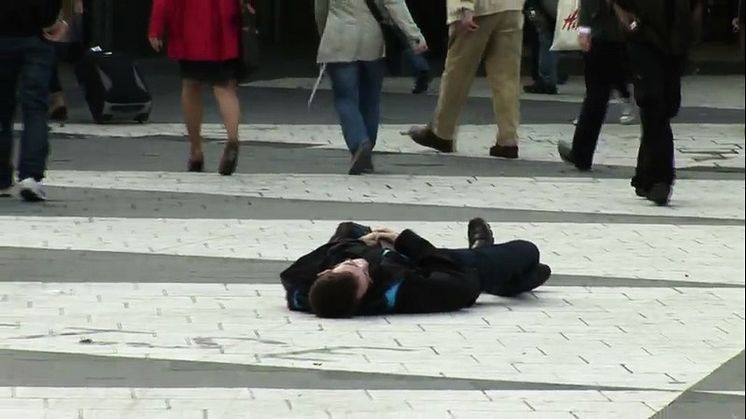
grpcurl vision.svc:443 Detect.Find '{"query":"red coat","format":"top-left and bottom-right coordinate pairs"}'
top-left (149, 0), bottom-right (241, 62)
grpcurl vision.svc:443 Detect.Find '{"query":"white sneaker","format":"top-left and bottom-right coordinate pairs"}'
top-left (619, 100), bottom-right (637, 125)
top-left (18, 178), bottom-right (47, 202)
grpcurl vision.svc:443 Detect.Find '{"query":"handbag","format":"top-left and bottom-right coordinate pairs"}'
top-left (550, 0), bottom-right (582, 50)
top-left (236, 0), bottom-right (261, 82)
top-left (363, 0), bottom-right (408, 74)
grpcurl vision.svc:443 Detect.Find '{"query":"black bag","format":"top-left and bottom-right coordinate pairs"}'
top-left (363, 0), bottom-right (408, 74)
top-left (236, 0), bottom-right (261, 82)
top-left (75, 49), bottom-right (152, 124)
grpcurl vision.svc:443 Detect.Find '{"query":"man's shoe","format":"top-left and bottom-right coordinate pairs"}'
top-left (18, 178), bottom-right (46, 202)
top-left (646, 182), bottom-right (671, 206)
top-left (519, 263), bottom-right (552, 293)
top-left (489, 145), bottom-right (518, 159)
top-left (523, 83), bottom-right (558, 95)
top-left (557, 140), bottom-right (575, 165)
top-left (412, 71), bottom-right (431, 94)
top-left (349, 142), bottom-right (373, 175)
top-left (467, 217), bottom-right (494, 249)
top-left (405, 126), bottom-right (455, 153)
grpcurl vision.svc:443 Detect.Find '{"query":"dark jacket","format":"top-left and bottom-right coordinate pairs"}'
top-left (613, 0), bottom-right (703, 55)
top-left (280, 229), bottom-right (481, 316)
top-left (0, 0), bottom-right (62, 37)
top-left (580, 0), bottom-right (624, 42)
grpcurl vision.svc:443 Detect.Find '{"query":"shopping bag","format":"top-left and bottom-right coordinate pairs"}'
top-left (550, 0), bottom-right (582, 51)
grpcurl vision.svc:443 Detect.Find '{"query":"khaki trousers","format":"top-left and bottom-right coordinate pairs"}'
top-left (433, 11), bottom-right (524, 147)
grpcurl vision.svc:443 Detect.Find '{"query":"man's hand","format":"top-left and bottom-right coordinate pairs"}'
top-left (372, 227), bottom-right (400, 245)
top-left (149, 37), bottom-right (163, 52)
top-left (74, 0), bottom-right (84, 14)
top-left (360, 232), bottom-right (381, 247)
top-left (578, 33), bottom-right (592, 51)
top-left (733, 17), bottom-right (741, 33)
top-left (413, 39), bottom-right (429, 54)
top-left (43, 21), bottom-right (69, 42)
top-left (456, 10), bottom-right (479, 33)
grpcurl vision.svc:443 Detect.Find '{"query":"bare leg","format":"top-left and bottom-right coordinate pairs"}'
top-left (213, 81), bottom-right (240, 143)
top-left (181, 79), bottom-right (203, 160)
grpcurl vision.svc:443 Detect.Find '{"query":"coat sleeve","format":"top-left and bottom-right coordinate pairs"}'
top-left (149, 0), bottom-right (168, 38)
top-left (314, 0), bottom-right (330, 36)
top-left (279, 244), bottom-right (334, 312)
top-left (395, 266), bottom-right (480, 314)
top-left (382, 0), bottom-right (425, 48)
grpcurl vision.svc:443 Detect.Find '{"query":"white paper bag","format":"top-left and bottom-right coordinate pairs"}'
top-left (550, 0), bottom-right (581, 51)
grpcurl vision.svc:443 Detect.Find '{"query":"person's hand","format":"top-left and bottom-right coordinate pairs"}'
top-left (413, 39), bottom-right (429, 54)
top-left (43, 21), bottom-right (69, 42)
top-left (733, 17), bottom-right (741, 33)
top-left (457, 10), bottom-right (479, 33)
top-left (372, 228), bottom-right (399, 244)
top-left (149, 37), bottom-right (163, 52)
top-left (74, 0), bottom-right (84, 14)
top-left (360, 232), bottom-right (381, 247)
top-left (578, 33), bottom-right (592, 52)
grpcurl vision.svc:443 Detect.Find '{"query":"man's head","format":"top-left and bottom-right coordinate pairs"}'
top-left (309, 258), bottom-right (372, 318)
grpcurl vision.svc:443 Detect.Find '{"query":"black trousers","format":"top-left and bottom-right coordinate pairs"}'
top-left (627, 42), bottom-right (685, 189)
top-left (571, 41), bottom-right (631, 170)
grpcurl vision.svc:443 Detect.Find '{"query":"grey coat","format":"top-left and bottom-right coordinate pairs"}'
top-left (315, 0), bottom-right (425, 64)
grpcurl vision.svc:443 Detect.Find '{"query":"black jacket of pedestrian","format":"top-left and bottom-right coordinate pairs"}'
top-left (0, 0), bottom-right (62, 37)
top-left (280, 229), bottom-right (481, 316)
top-left (580, 0), bottom-right (625, 42)
top-left (612, 0), bottom-right (703, 55)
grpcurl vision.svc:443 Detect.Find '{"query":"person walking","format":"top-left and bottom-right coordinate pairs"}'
top-left (49, 0), bottom-right (84, 122)
top-left (406, 0), bottom-right (527, 160)
top-left (315, 0), bottom-right (427, 175)
top-left (523, 0), bottom-right (561, 94)
top-left (149, 0), bottom-right (246, 175)
top-left (557, 0), bottom-right (636, 171)
top-left (610, 0), bottom-right (703, 206)
top-left (1, 0), bottom-right (68, 201)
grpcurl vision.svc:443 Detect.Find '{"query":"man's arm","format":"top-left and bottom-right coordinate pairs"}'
top-left (314, 0), bottom-right (329, 36)
top-left (395, 268), bottom-right (481, 314)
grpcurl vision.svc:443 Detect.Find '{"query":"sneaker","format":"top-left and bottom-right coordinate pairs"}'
top-left (18, 178), bottom-right (47, 202)
top-left (619, 99), bottom-right (637, 125)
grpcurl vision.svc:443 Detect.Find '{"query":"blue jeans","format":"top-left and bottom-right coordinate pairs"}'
top-left (404, 49), bottom-right (430, 75)
top-left (327, 60), bottom-right (385, 154)
top-left (0, 36), bottom-right (54, 186)
top-left (537, 28), bottom-right (559, 87)
top-left (444, 240), bottom-right (540, 296)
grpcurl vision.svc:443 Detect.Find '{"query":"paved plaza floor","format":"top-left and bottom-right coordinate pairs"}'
top-left (0, 69), bottom-right (744, 418)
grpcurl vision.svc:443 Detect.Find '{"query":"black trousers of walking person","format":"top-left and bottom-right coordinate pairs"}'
top-left (627, 41), bottom-right (685, 191)
top-left (571, 41), bottom-right (631, 170)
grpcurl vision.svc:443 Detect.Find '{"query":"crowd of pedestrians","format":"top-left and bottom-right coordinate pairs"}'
top-left (0, 0), bottom-right (726, 207)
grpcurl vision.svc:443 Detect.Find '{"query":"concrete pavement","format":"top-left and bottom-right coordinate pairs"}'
top-left (0, 67), bottom-right (744, 418)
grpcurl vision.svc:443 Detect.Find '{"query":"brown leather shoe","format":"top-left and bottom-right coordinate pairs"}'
top-left (405, 126), bottom-right (454, 153)
top-left (218, 141), bottom-right (239, 176)
top-left (489, 145), bottom-right (519, 159)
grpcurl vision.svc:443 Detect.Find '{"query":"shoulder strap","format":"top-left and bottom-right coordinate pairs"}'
top-left (364, 0), bottom-right (385, 24)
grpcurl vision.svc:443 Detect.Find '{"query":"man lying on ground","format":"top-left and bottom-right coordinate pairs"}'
top-left (280, 218), bottom-right (552, 318)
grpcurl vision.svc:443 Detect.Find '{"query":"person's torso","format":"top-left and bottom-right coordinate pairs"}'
top-left (316, 0), bottom-right (386, 63)
top-left (0, 0), bottom-right (61, 38)
top-left (624, 0), bottom-right (699, 54)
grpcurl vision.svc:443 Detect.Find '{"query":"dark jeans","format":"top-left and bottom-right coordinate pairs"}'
top-left (571, 41), bottom-right (631, 170)
top-left (0, 36), bottom-right (54, 186)
top-left (444, 240), bottom-right (541, 297)
top-left (404, 49), bottom-right (430, 75)
top-left (537, 28), bottom-right (559, 87)
top-left (627, 42), bottom-right (684, 189)
top-left (327, 60), bottom-right (385, 154)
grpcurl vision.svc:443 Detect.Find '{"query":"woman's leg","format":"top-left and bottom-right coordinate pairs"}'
top-left (213, 80), bottom-right (241, 175)
top-left (181, 78), bottom-right (204, 160)
top-left (213, 80), bottom-right (241, 143)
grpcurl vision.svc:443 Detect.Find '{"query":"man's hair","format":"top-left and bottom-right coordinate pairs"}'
top-left (309, 271), bottom-right (361, 318)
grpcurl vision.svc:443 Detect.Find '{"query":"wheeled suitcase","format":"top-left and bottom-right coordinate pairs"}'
top-left (75, 48), bottom-right (152, 124)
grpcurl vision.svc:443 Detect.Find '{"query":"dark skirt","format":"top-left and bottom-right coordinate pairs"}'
top-left (178, 60), bottom-right (240, 85)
